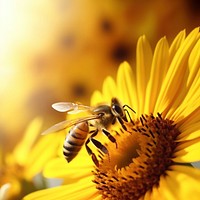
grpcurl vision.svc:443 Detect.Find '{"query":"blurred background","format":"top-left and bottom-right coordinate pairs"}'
top-left (0, 0), bottom-right (200, 152)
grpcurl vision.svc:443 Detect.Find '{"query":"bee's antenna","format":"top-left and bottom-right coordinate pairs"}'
top-left (123, 104), bottom-right (136, 114)
top-left (123, 104), bottom-right (136, 125)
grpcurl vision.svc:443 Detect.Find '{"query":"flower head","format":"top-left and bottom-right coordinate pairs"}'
top-left (24, 27), bottom-right (200, 200)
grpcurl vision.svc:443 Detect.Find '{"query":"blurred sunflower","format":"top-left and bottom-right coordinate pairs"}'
top-left (24, 27), bottom-right (200, 200)
top-left (0, 117), bottom-right (62, 200)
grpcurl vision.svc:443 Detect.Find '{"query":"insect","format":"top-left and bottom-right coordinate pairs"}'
top-left (42, 97), bottom-right (135, 166)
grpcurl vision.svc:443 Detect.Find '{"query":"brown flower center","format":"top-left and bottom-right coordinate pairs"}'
top-left (93, 113), bottom-right (180, 200)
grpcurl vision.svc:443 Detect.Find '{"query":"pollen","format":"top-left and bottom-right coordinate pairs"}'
top-left (93, 113), bottom-right (181, 200)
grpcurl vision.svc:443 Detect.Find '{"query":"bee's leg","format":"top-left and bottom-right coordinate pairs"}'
top-left (101, 128), bottom-right (117, 148)
top-left (90, 137), bottom-right (109, 155)
top-left (88, 127), bottom-right (98, 135)
top-left (85, 137), bottom-right (99, 167)
top-left (117, 116), bottom-right (133, 134)
top-left (117, 116), bottom-right (128, 131)
top-left (85, 129), bottom-right (99, 167)
top-left (90, 137), bottom-right (110, 163)
top-left (89, 129), bottom-right (109, 154)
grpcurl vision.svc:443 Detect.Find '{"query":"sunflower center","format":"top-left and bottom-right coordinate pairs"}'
top-left (93, 113), bottom-right (180, 200)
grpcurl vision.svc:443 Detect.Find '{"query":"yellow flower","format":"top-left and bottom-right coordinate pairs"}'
top-left (24, 27), bottom-right (200, 200)
top-left (0, 117), bottom-right (62, 200)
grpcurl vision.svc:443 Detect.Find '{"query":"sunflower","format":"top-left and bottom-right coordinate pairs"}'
top-left (23, 27), bottom-right (200, 200)
top-left (0, 117), bottom-right (62, 200)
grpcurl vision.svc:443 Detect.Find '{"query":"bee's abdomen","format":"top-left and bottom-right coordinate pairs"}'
top-left (63, 122), bottom-right (89, 162)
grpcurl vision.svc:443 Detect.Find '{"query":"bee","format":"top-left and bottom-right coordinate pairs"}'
top-left (42, 97), bottom-right (135, 166)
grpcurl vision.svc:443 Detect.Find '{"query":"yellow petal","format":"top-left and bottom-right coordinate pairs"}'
top-left (23, 176), bottom-right (98, 200)
top-left (102, 76), bottom-right (118, 102)
top-left (90, 90), bottom-right (104, 106)
top-left (157, 176), bottom-right (177, 200)
top-left (92, 195), bottom-right (102, 200)
top-left (24, 133), bottom-right (62, 180)
top-left (173, 137), bottom-right (200, 162)
top-left (175, 137), bottom-right (200, 151)
top-left (13, 117), bottom-right (43, 165)
top-left (175, 148), bottom-right (200, 164)
top-left (170, 64), bottom-right (200, 123)
top-left (156, 27), bottom-right (199, 117)
top-left (143, 189), bottom-right (152, 200)
top-left (187, 38), bottom-right (200, 87)
top-left (178, 106), bottom-right (200, 130)
top-left (43, 156), bottom-right (93, 180)
top-left (145, 37), bottom-right (169, 114)
top-left (169, 29), bottom-right (185, 63)
top-left (176, 109), bottom-right (200, 139)
top-left (177, 123), bottom-right (200, 141)
top-left (177, 106), bottom-right (200, 135)
top-left (164, 165), bottom-right (200, 200)
top-left (149, 185), bottom-right (164, 200)
top-left (116, 62), bottom-right (138, 117)
top-left (171, 40), bottom-right (200, 122)
top-left (136, 35), bottom-right (152, 115)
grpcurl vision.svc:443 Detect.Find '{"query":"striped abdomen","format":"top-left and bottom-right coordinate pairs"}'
top-left (63, 122), bottom-right (89, 162)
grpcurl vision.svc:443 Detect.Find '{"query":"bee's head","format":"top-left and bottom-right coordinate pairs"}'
top-left (111, 98), bottom-right (126, 119)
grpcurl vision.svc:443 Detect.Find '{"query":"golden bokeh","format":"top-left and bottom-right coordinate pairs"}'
top-left (0, 0), bottom-right (199, 159)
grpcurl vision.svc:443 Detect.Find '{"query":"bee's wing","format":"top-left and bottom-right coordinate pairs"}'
top-left (52, 102), bottom-right (93, 113)
top-left (41, 114), bottom-right (100, 135)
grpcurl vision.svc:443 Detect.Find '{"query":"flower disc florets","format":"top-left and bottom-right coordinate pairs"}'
top-left (93, 113), bottom-right (180, 200)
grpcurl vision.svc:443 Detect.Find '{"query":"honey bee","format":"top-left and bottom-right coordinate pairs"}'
top-left (42, 97), bottom-right (135, 166)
